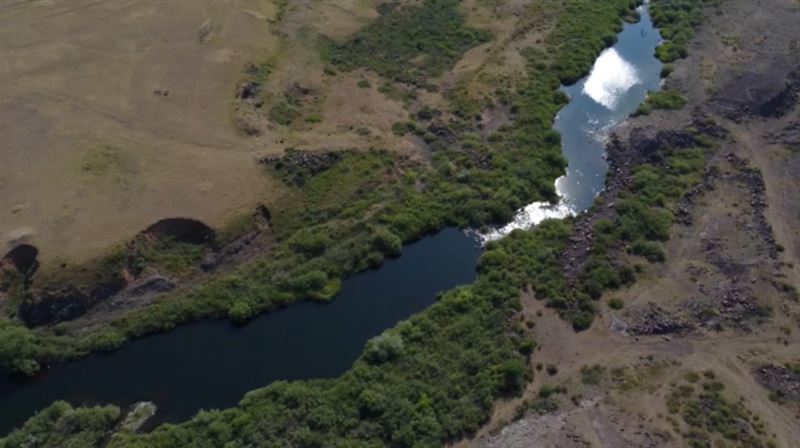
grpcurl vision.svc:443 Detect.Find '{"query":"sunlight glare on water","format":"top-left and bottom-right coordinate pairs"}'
top-left (480, 180), bottom-right (575, 241)
top-left (582, 48), bottom-right (640, 109)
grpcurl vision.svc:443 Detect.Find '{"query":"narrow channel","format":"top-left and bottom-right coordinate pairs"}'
top-left (0, 3), bottom-right (663, 435)
top-left (484, 3), bottom-right (662, 240)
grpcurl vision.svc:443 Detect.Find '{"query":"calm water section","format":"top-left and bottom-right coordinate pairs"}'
top-left (1, 4), bottom-right (664, 436)
top-left (0, 229), bottom-right (480, 434)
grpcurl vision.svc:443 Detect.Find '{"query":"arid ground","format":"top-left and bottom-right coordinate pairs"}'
top-left (0, 0), bottom-right (419, 263)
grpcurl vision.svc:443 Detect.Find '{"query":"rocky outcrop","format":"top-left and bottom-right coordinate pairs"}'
top-left (116, 402), bottom-right (157, 434)
top-left (754, 365), bottom-right (800, 402)
top-left (622, 303), bottom-right (693, 336)
top-left (202, 231), bottom-right (260, 272)
top-left (711, 65), bottom-right (800, 121)
top-left (19, 275), bottom-right (126, 326)
top-left (768, 120), bottom-right (800, 150)
top-left (260, 149), bottom-right (344, 186)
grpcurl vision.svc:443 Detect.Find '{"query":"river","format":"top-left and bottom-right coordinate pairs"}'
top-left (0, 3), bottom-right (662, 435)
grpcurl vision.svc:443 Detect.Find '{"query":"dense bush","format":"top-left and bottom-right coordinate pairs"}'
top-left (631, 240), bottom-right (666, 262)
top-left (326, 0), bottom-right (491, 87)
top-left (0, 401), bottom-right (120, 448)
top-left (651, 0), bottom-right (711, 63)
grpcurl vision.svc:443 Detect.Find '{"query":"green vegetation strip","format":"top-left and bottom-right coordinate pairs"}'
top-left (651, 0), bottom-right (719, 63)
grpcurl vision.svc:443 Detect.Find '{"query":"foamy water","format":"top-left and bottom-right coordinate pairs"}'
top-left (582, 48), bottom-right (640, 109)
top-left (480, 190), bottom-right (575, 241)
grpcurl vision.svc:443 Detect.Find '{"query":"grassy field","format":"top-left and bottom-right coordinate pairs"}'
top-left (0, 0), bottom-right (289, 261)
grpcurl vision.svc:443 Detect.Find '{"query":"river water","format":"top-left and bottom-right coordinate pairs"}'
top-left (0, 230), bottom-right (481, 433)
top-left (0, 4), bottom-right (662, 435)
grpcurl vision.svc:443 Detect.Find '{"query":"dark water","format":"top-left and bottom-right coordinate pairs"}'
top-left (0, 229), bottom-right (480, 434)
top-left (1, 4), bottom-right (665, 437)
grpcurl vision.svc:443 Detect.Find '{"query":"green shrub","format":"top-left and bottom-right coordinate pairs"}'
top-left (269, 101), bottom-right (299, 126)
top-left (372, 227), bottom-right (402, 257)
top-left (363, 332), bottom-right (404, 364)
top-left (228, 301), bottom-right (254, 324)
top-left (304, 113), bottom-right (323, 123)
top-left (290, 231), bottom-right (329, 257)
top-left (635, 90), bottom-right (687, 115)
top-left (631, 240), bottom-right (666, 262)
top-left (285, 270), bottom-right (329, 294)
top-left (580, 365), bottom-right (605, 385)
top-left (0, 401), bottom-right (121, 448)
top-left (326, 0), bottom-right (491, 87)
top-left (651, 0), bottom-right (707, 63)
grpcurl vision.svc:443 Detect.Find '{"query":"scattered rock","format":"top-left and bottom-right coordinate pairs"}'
top-left (238, 81), bottom-right (260, 100)
top-left (754, 365), bottom-right (800, 402)
top-left (116, 401), bottom-right (157, 434)
top-left (202, 231), bottom-right (260, 272)
top-left (710, 65), bottom-right (800, 121)
top-left (117, 275), bottom-right (174, 303)
top-left (625, 303), bottom-right (692, 336)
top-left (20, 283), bottom-right (113, 327)
top-left (260, 149), bottom-right (343, 186)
